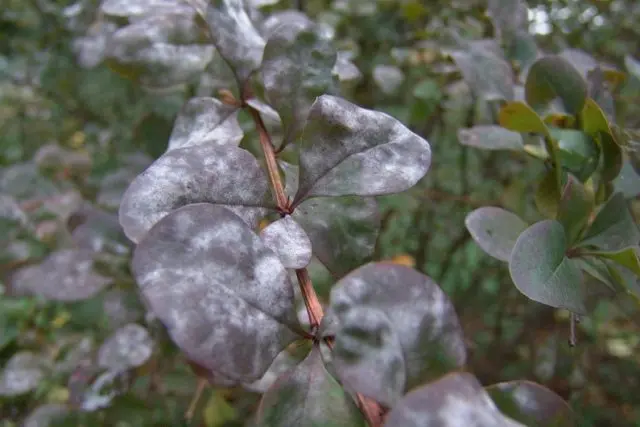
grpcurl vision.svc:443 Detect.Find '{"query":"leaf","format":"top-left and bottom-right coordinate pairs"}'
top-left (585, 247), bottom-right (640, 276)
top-left (580, 98), bottom-right (611, 137)
top-left (167, 97), bottom-right (243, 152)
top-left (465, 207), bottom-right (528, 262)
top-left (132, 204), bottom-right (302, 381)
top-left (458, 126), bottom-right (524, 152)
top-left (535, 168), bottom-right (562, 219)
top-left (373, 65), bottom-right (405, 95)
top-left (486, 380), bottom-right (575, 426)
top-left (204, 390), bottom-right (237, 427)
top-left (105, 14), bottom-right (214, 89)
top-left (333, 52), bottom-right (362, 83)
top-left (293, 95), bottom-right (431, 205)
top-left (257, 346), bottom-right (365, 427)
top-left (557, 175), bottom-right (594, 245)
top-left (552, 128), bottom-right (599, 182)
top-left (23, 404), bottom-right (68, 427)
top-left (99, 0), bottom-right (197, 19)
top-left (294, 196), bottom-right (380, 279)
top-left (614, 159), bottom-right (640, 198)
top-left (10, 249), bottom-right (111, 301)
top-left (205, 0), bottom-right (265, 86)
top-left (509, 220), bottom-right (587, 314)
top-left (449, 48), bottom-right (514, 101)
top-left (261, 20), bottom-right (336, 148)
top-left (525, 56), bottom-right (588, 115)
top-left (384, 372), bottom-right (523, 427)
top-left (260, 215), bottom-right (312, 269)
top-left (98, 323), bottom-right (154, 372)
top-left (119, 144), bottom-right (272, 243)
top-left (499, 101), bottom-right (550, 137)
top-left (579, 193), bottom-right (640, 252)
top-left (69, 205), bottom-right (132, 255)
top-left (0, 352), bottom-right (47, 397)
top-left (625, 55), bottom-right (640, 80)
top-left (325, 263), bottom-right (466, 406)
top-left (600, 132), bottom-right (623, 182)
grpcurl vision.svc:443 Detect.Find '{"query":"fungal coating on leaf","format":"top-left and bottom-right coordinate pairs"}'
top-left (260, 216), bottom-right (312, 269)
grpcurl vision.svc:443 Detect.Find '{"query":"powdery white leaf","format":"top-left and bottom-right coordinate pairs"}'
top-left (260, 216), bottom-right (312, 269)
top-left (326, 263), bottom-right (467, 406)
top-left (98, 323), bottom-right (153, 372)
top-left (626, 55), bottom-right (640, 80)
top-left (74, 21), bottom-right (118, 69)
top-left (23, 404), bottom-right (68, 427)
top-left (373, 65), bottom-right (404, 94)
top-left (257, 346), bottom-right (365, 427)
top-left (205, 0), bottom-right (265, 86)
top-left (260, 10), bottom-right (314, 39)
top-left (167, 97), bottom-right (243, 152)
top-left (132, 204), bottom-right (302, 381)
top-left (261, 20), bottom-right (337, 149)
top-left (333, 51), bottom-right (362, 82)
top-left (243, 348), bottom-right (301, 393)
top-left (103, 289), bottom-right (144, 329)
top-left (69, 205), bottom-right (131, 255)
top-left (509, 220), bottom-right (587, 314)
top-left (10, 249), bottom-right (111, 301)
top-left (293, 95), bottom-right (431, 205)
top-left (0, 163), bottom-right (59, 199)
top-left (0, 193), bottom-right (29, 229)
top-left (100, 0), bottom-right (197, 19)
top-left (80, 370), bottom-right (126, 412)
top-left (458, 126), bottom-right (524, 151)
top-left (0, 352), bottom-right (47, 397)
top-left (450, 47), bottom-right (514, 101)
top-left (384, 372), bottom-right (524, 427)
top-left (97, 154), bottom-right (153, 210)
top-left (465, 207), bottom-right (528, 262)
top-left (119, 144), bottom-right (271, 243)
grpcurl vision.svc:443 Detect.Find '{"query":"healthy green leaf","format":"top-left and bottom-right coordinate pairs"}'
top-left (98, 323), bottom-right (154, 372)
top-left (457, 126), bottom-right (524, 151)
top-left (509, 220), bottom-right (587, 314)
top-left (384, 372), bottom-right (523, 427)
top-left (119, 144), bottom-right (272, 243)
top-left (525, 56), bottom-right (588, 115)
top-left (0, 352), bottom-right (47, 397)
top-left (465, 207), bottom-right (528, 262)
top-left (580, 98), bottom-right (611, 138)
top-left (498, 101), bottom-right (550, 137)
top-left (600, 132), bottom-right (623, 182)
top-left (326, 263), bottom-right (466, 406)
top-left (579, 193), bottom-right (640, 252)
top-left (261, 19), bottom-right (337, 149)
top-left (535, 168), bottom-right (562, 219)
top-left (167, 97), bottom-right (243, 152)
top-left (584, 247), bottom-right (640, 276)
top-left (257, 346), bottom-right (365, 427)
top-left (614, 159), bottom-right (640, 198)
top-left (260, 215), bottom-right (312, 269)
top-left (552, 128), bottom-right (599, 181)
top-left (293, 95), bottom-right (431, 205)
top-left (557, 175), bottom-right (594, 245)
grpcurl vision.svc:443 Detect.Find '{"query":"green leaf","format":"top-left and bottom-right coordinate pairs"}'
top-left (535, 168), bottom-right (562, 219)
top-left (499, 101), bottom-right (551, 137)
top-left (525, 56), bottom-right (588, 115)
top-left (579, 193), bottom-right (640, 252)
top-left (552, 128), bottom-right (599, 181)
top-left (614, 159), bottom-right (640, 198)
top-left (465, 207), bottom-right (528, 262)
top-left (509, 220), bottom-right (587, 314)
top-left (600, 132), bottom-right (623, 182)
top-left (257, 346), bottom-right (365, 427)
top-left (457, 126), bottom-right (524, 151)
top-left (557, 175), bottom-right (594, 245)
top-left (204, 391), bottom-right (237, 427)
top-left (584, 247), bottom-right (640, 276)
top-left (580, 98), bottom-right (611, 138)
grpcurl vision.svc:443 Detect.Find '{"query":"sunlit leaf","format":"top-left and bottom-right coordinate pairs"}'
top-left (325, 263), bottom-right (466, 406)
top-left (499, 101), bottom-right (550, 138)
top-left (293, 95), bottom-right (431, 205)
top-left (557, 175), bottom-right (594, 245)
top-left (257, 346), bottom-right (365, 427)
top-left (384, 372), bottom-right (523, 427)
top-left (205, 0), bottom-right (265, 86)
top-left (0, 352), bottom-right (47, 397)
top-left (525, 56), bottom-right (588, 115)
top-left (261, 20), bottom-right (336, 148)
top-left (465, 207), bottom-right (528, 262)
top-left (132, 204), bottom-right (302, 381)
top-left (119, 144), bottom-right (272, 243)
top-left (260, 215), bottom-right (312, 269)
top-left (509, 220), bottom-right (587, 314)
top-left (457, 126), bottom-right (524, 151)
top-left (579, 193), bottom-right (640, 252)
top-left (167, 97), bottom-right (243, 152)
top-left (486, 380), bottom-right (575, 426)
top-left (98, 323), bottom-right (154, 372)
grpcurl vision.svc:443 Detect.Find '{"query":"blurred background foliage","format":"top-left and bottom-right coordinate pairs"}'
top-left (1, 0), bottom-right (639, 426)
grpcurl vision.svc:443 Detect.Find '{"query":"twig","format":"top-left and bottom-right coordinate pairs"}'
top-left (185, 378), bottom-right (207, 421)
top-left (296, 269), bottom-right (324, 330)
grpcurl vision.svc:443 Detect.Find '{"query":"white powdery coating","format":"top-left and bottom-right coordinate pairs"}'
top-left (260, 216), bottom-right (312, 269)
top-left (98, 323), bottom-right (153, 372)
top-left (0, 352), bottom-right (46, 397)
top-left (100, 0), bottom-right (195, 18)
top-left (373, 65), bottom-right (404, 94)
top-left (457, 126), bottom-right (524, 151)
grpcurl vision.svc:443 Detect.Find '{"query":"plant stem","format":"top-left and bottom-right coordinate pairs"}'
top-left (296, 269), bottom-right (324, 329)
top-left (185, 377), bottom-right (207, 421)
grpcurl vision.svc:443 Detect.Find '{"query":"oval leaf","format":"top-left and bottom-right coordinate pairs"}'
top-left (465, 207), bottom-right (528, 262)
top-left (579, 193), bottom-right (640, 252)
top-left (293, 95), bottom-right (431, 205)
top-left (449, 47), bottom-right (514, 101)
top-left (98, 323), bottom-right (154, 372)
top-left (525, 56), bottom-right (588, 115)
top-left (0, 352), bottom-right (47, 397)
top-left (458, 126), bottom-right (524, 151)
top-left (326, 263), bottom-right (466, 406)
top-left (260, 215), bottom-right (312, 269)
top-left (509, 220), bottom-right (587, 314)
top-left (119, 144), bottom-right (271, 243)
top-left (257, 346), bottom-right (365, 427)
top-left (499, 101), bottom-right (550, 138)
top-left (100, 0), bottom-right (196, 18)
top-left (384, 372), bottom-right (523, 427)
top-left (132, 204), bottom-right (301, 381)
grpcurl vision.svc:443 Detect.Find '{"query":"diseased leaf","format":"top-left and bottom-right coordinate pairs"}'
top-left (257, 346), bottom-right (365, 427)
top-left (384, 372), bottom-right (523, 427)
top-left (98, 323), bottom-right (154, 372)
top-left (260, 215), bottom-right (312, 269)
top-left (450, 47), bottom-right (514, 101)
top-left (167, 97), bottom-right (243, 152)
top-left (261, 20), bottom-right (336, 148)
top-left (206, 0), bottom-right (265, 86)
top-left (100, 0), bottom-right (197, 19)
top-left (0, 163), bottom-right (59, 199)
top-left (557, 175), bottom-right (594, 245)
top-left (333, 51), bottom-right (362, 83)
top-left (10, 249), bottom-right (111, 301)
top-left (132, 204), bottom-right (302, 381)
top-left (579, 193), bottom-right (640, 252)
top-left (625, 55), bottom-right (640, 80)
top-left (119, 144), bottom-right (272, 243)
top-left (69, 204), bottom-right (131, 255)
top-left (465, 207), bottom-right (528, 262)
top-left (293, 95), bottom-right (431, 205)
top-left (326, 263), bottom-right (466, 406)
top-left (23, 403), bottom-right (68, 427)
top-left (525, 56), bottom-right (588, 115)
top-left (486, 380), bottom-right (575, 426)
top-left (0, 352), bottom-right (47, 397)
top-left (509, 220), bottom-right (587, 314)
top-left (458, 126), bottom-right (524, 151)
top-left (373, 65), bottom-right (404, 95)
